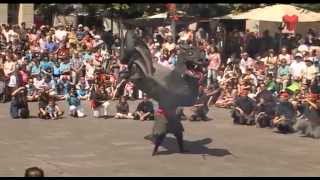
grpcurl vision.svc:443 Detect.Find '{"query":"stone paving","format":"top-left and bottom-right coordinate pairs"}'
top-left (0, 100), bottom-right (319, 176)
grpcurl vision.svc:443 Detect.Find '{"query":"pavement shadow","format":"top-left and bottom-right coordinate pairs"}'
top-left (144, 135), bottom-right (232, 157)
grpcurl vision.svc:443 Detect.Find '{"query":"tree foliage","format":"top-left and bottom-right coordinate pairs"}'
top-left (35, 3), bottom-right (320, 19)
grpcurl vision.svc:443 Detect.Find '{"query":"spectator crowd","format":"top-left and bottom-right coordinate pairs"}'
top-left (0, 21), bottom-right (319, 138)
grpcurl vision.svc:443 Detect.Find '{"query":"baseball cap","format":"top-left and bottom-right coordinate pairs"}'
top-left (279, 91), bottom-right (289, 98)
top-left (295, 52), bottom-right (303, 57)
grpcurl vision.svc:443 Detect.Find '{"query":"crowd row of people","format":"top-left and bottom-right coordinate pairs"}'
top-left (146, 25), bottom-right (320, 138)
top-left (0, 22), bottom-right (154, 121)
top-left (0, 21), bottom-right (319, 138)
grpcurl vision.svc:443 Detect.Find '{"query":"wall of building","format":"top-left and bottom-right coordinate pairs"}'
top-left (0, 3), bottom-right (34, 27)
top-left (0, 4), bottom-right (8, 24)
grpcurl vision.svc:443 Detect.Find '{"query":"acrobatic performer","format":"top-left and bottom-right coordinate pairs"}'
top-left (120, 29), bottom-right (205, 156)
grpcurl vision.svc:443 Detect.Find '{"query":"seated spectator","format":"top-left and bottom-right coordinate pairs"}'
top-left (45, 36), bottom-right (58, 53)
top-left (17, 64), bottom-right (29, 86)
top-left (24, 167), bottom-right (44, 177)
top-left (310, 74), bottom-right (320, 94)
top-left (115, 96), bottom-right (134, 119)
top-left (57, 76), bottom-right (72, 97)
top-left (38, 89), bottom-right (50, 119)
top-left (59, 58), bottom-right (71, 80)
top-left (133, 94), bottom-right (154, 121)
top-left (294, 93), bottom-right (320, 138)
top-left (231, 89), bottom-right (256, 125)
top-left (76, 83), bottom-right (89, 100)
top-left (290, 52), bottom-right (307, 80)
top-left (45, 99), bottom-right (63, 120)
top-left (25, 78), bottom-right (38, 101)
top-left (40, 53), bottom-right (53, 75)
top-left (277, 58), bottom-right (290, 90)
top-left (303, 58), bottom-right (319, 85)
top-left (189, 96), bottom-right (210, 121)
top-left (272, 92), bottom-right (296, 133)
top-left (278, 47), bottom-right (292, 65)
top-left (90, 85), bottom-right (111, 118)
top-left (52, 60), bottom-right (61, 78)
top-left (215, 84), bottom-right (238, 108)
top-left (66, 86), bottom-right (85, 118)
top-left (265, 73), bottom-right (279, 94)
top-left (29, 58), bottom-right (41, 77)
top-left (10, 86), bottom-right (29, 119)
top-left (124, 81), bottom-right (135, 100)
top-left (255, 81), bottom-right (277, 128)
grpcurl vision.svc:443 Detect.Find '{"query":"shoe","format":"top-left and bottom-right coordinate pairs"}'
top-left (152, 151), bottom-right (157, 156)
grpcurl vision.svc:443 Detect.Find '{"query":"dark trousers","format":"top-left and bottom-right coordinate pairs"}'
top-left (255, 112), bottom-right (273, 128)
top-left (10, 104), bottom-right (29, 119)
top-left (232, 109), bottom-right (255, 125)
top-left (153, 132), bottom-right (184, 155)
top-left (276, 120), bottom-right (293, 133)
top-left (133, 113), bottom-right (154, 121)
top-left (190, 106), bottom-right (209, 121)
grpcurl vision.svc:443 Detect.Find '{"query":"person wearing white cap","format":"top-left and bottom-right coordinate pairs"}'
top-left (76, 24), bottom-right (86, 41)
top-left (302, 57), bottom-right (319, 83)
top-left (290, 52), bottom-right (307, 80)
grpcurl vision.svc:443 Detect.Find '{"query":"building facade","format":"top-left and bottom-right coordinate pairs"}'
top-left (0, 3), bottom-right (34, 27)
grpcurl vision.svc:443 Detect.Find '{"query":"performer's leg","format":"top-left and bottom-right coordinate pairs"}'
top-left (174, 132), bottom-right (187, 153)
top-left (152, 133), bottom-right (166, 156)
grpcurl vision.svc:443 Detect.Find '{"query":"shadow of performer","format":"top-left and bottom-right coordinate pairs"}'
top-left (144, 136), bottom-right (232, 157)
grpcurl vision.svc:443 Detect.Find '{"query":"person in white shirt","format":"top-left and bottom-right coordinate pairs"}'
top-left (54, 24), bottom-right (67, 43)
top-left (302, 58), bottom-right (319, 83)
top-left (33, 75), bottom-right (46, 90)
top-left (278, 47), bottom-right (292, 65)
top-left (38, 34), bottom-right (48, 52)
top-left (239, 52), bottom-right (255, 74)
top-left (290, 53), bottom-right (307, 80)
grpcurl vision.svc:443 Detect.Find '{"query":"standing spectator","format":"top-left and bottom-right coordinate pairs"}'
top-left (207, 46), bottom-right (221, 88)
